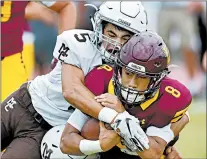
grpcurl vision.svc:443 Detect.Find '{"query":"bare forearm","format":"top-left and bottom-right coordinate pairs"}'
top-left (62, 64), bottom-right (105, 119)
top-left (137, 136), bottom-right (166, 159)
top-left (25, 2), bottom-right (56, 25)
top-left (60, 132), bottom-right (84, 155)
top-left (62, 64), bottom-right (118, 122)
top-left (171, 114), bottom-right (189, 136)
top-left (63, 82), bottom-right (104, 119)
top-left (50, 2), bottom-right (77, 34)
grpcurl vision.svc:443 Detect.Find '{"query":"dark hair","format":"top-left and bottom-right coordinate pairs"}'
top-left (102, 20), bottom-right (133, 34)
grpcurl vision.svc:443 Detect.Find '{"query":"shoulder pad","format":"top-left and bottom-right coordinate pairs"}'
top-left (85, 64), bottom-right (113, 96)
top-left (53, 29), bottom-right (94, 63)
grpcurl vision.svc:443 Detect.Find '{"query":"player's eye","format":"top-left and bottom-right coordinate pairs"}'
top-left (126, 71), bottom-right (133, 76)
top-left (108, 33), bottom-right (116, 38)
top-left (122, 37), bottom-right (130, 41)
top-left (137, 76), bottom-right (147, 79)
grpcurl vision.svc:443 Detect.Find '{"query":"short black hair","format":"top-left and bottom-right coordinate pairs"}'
top-left (102, 20), bottom-right (133, 34)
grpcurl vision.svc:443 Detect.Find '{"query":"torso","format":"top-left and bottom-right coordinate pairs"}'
top-left (29, 29), bottom-right (102, 126)
top-left (85, 65), bottom-right (192, 158)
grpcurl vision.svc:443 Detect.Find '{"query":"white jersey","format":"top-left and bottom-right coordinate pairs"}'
top-left (29, 29), bottom-right (102, 126)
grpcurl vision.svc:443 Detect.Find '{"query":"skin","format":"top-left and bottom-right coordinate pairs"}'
top-left (122, 68), bottom-right (150, 91)
top-left (165, 146), bottom-right (182, 159)
top-left (25, 1), bottom-right (77, 34)
top-left (102, 23), bottom-right (132, 53)
top-left (60, 68), bottom-right (189, 158)
top-left (62, 23), bottom-right (133, 119)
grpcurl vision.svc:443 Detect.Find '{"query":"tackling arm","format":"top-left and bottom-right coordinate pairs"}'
top-left (62, 64), bottom-right (121, 124)
top-left (60, 123), bottom-right (85, 155)
top-left (62, 64), bottom-right (105, 119)
top-left (60, 109), bottom-right (90, 155)
top-left (60, 109), bottom-right (120, 156)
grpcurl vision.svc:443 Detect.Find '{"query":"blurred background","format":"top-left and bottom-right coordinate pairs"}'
top-left (26, 1), bottom-right (206, 158)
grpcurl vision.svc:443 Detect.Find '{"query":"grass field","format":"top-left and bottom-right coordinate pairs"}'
top-left (175, 98), bottom-right (206, 158)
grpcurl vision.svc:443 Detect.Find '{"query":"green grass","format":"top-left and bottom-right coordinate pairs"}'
top-left (175, 99), bottom-right (206, 158)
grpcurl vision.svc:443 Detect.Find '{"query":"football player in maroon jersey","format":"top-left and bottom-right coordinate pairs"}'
top-left (60, 31), bottom-right (191, 159)
top-left (1, 1), bottom-right (76, 101)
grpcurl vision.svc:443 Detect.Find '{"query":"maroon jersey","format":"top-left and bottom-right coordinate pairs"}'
top-left (85, 64), bottom-right (192, 129)
top-left (23, 21), bottom-right (31, 32)
top-left (1, 1), bottom-right (29, 57)
top-left (85, 65), bottom-right (192, 159)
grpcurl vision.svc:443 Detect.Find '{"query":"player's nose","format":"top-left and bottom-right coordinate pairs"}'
top-left (128, 76), bottom-right (137, 89)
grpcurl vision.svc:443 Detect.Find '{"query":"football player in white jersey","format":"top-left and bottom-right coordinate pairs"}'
top-left (1, 2), bottom-right (188, 159)
top-left (29, 1), bottom-right (150, 150)
top-left (1, 2), bottom-right (149, 158)
top-left (51, 2), bottom-right (189, 153)
top-left (40, 2), bottom-right (187, 158)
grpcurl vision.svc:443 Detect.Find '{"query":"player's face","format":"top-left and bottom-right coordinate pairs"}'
top-left (102, 23), bottom-right (133, 54)
top-left (121, 68), bottom-right (150, 92)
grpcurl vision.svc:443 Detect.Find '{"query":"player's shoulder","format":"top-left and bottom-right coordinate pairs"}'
top-left (58, 29), bottom-right (95, 56)
top-left (158, 77), bottom-right (192, 114)
top-left (86, 64), bottom-right (114, 81)
top-left (85, 64), bottom-right (113, 95)
top-left (60, 29), bottom-right (93, 44)
top-left (60, 29), bottom-right (93, 38)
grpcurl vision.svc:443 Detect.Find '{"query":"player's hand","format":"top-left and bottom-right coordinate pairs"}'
top-left (95, 93), bottom-right (125, 113)
top-left (165, 146), bottom-right (182, 159)
top-left (99, 121), bottom-right (121, 152)
top-left (110, 111), bottom-right (149, 152)
top-left (117, 141), bottom-right (138, 156)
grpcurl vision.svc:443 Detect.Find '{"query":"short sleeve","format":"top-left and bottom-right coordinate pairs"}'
top-left (53, 30), bottom-right (102, 76)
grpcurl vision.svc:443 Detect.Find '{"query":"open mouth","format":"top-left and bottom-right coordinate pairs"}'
top-left (107, 47), bottom-right (120, 55)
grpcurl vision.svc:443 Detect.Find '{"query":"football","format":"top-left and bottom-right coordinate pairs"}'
top-left (81, 118), bottom-right (112, 140)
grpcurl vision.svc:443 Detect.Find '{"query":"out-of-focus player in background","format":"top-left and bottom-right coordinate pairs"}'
top-left (60, 31), bottom-right (191, 159)
top-left (157, 2), bottom-right (202, 96)
top-left (22, 22), bottom-right (35, 82)
top-left (1, 1), bottom-right (76, 101)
